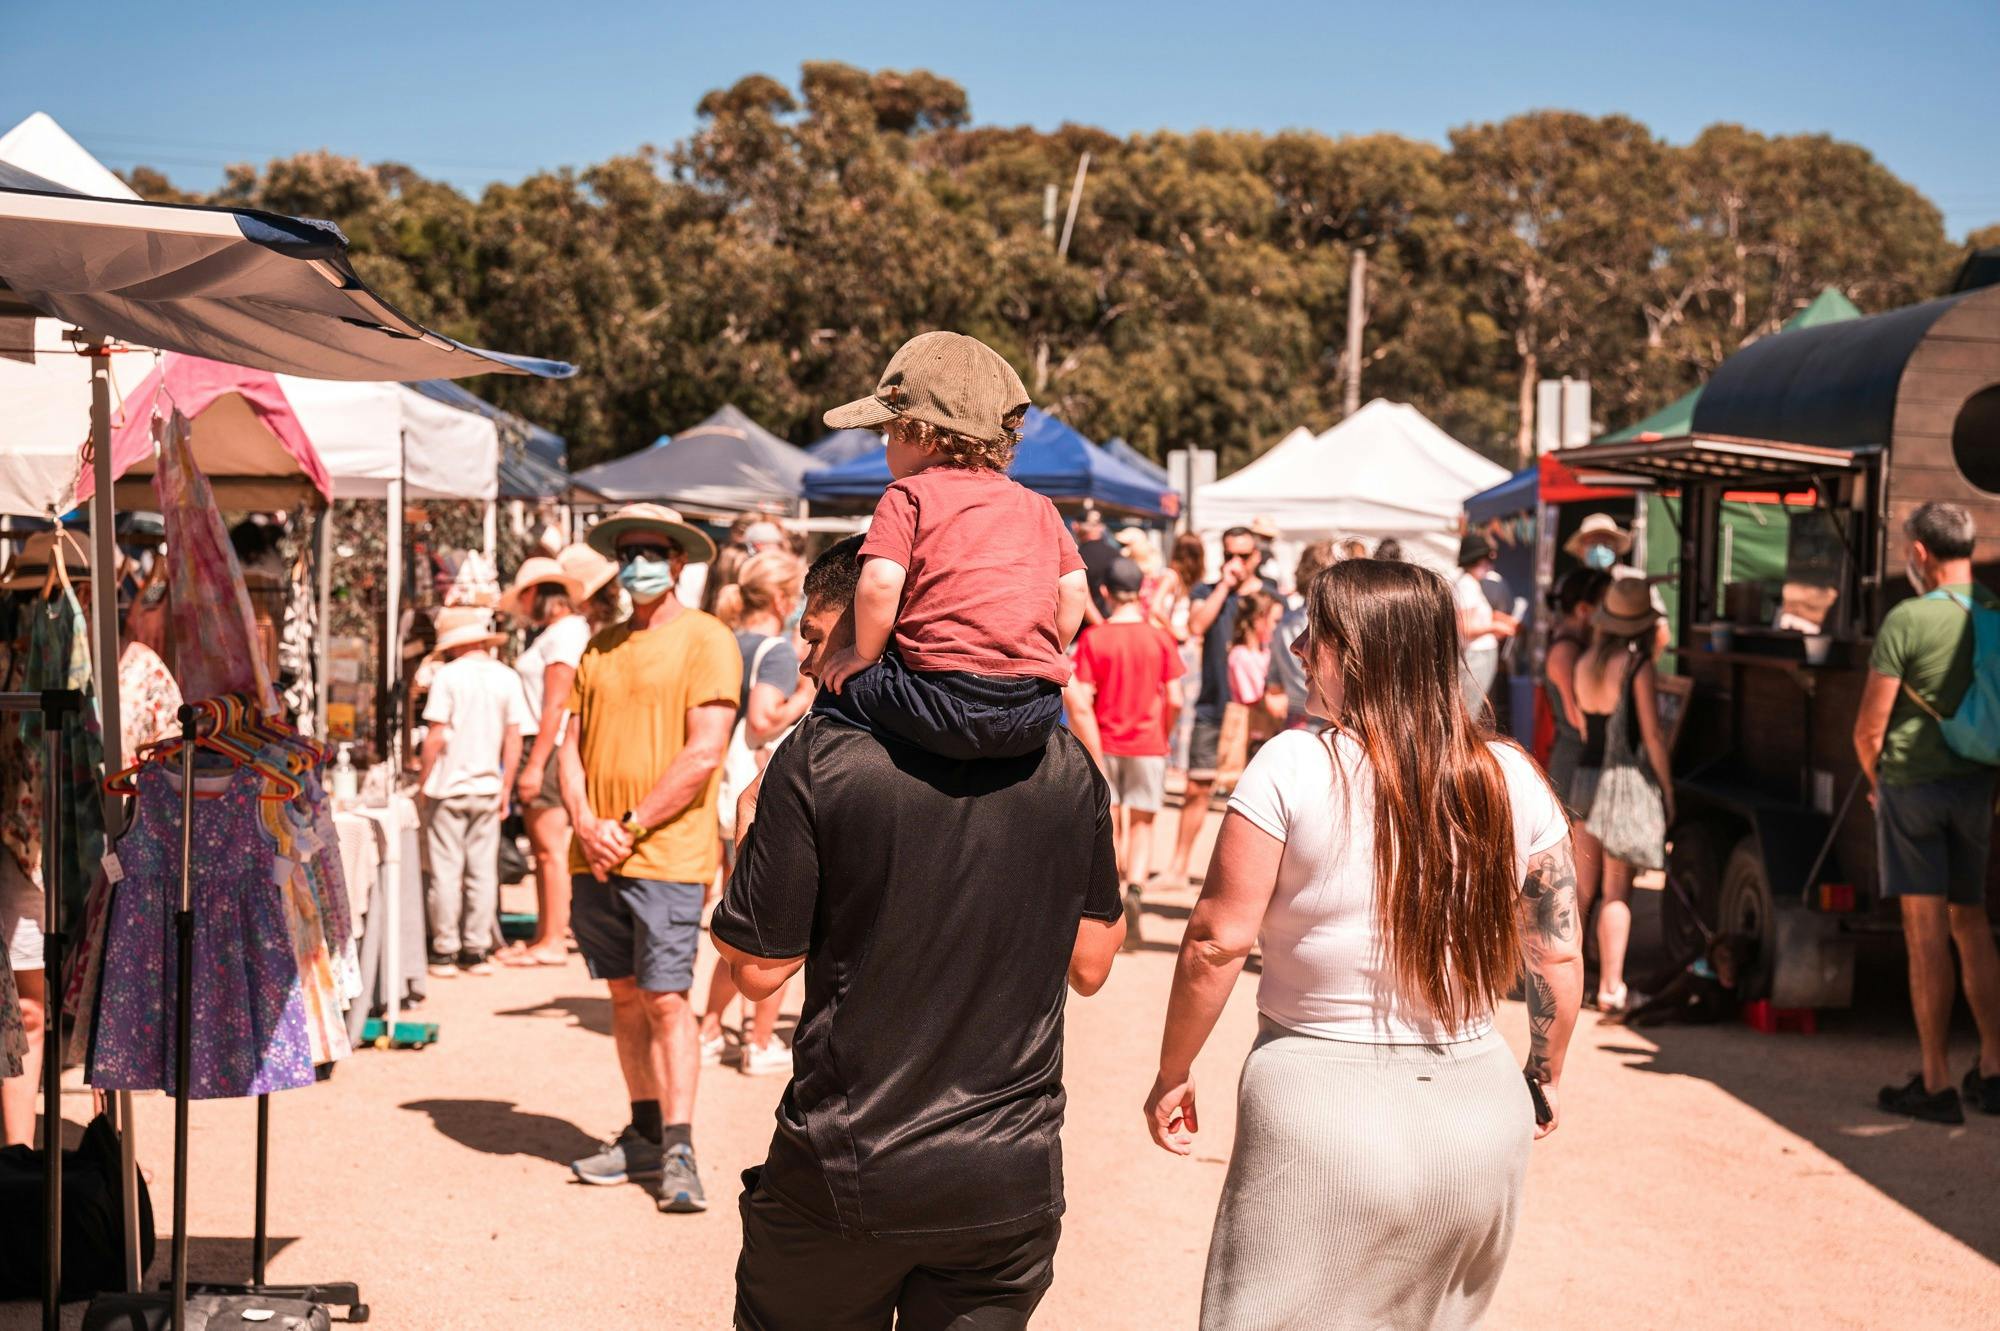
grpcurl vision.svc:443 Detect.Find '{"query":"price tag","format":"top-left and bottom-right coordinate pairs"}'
top-left (101, 852), bottom-right (123, 883)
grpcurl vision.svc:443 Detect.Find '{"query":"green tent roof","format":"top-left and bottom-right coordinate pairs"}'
top-left (1593, 288), bottom-right (1863, 444)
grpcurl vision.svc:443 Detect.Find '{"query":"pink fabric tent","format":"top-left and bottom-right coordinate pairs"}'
top-left (76, 354), bottom-right (333, 508)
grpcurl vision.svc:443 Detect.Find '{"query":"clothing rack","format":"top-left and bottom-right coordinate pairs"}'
top-left (0, 687), bottom-right (80, 1331)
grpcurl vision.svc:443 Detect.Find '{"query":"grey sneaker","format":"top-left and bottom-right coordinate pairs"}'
top-left (655, 1143), bottom-right (707, 1213)
top-left (570, 1127), bottom-right (663, 1186)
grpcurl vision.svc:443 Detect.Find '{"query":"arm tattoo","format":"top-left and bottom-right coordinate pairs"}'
top-left (1518, 842), bottom-right (1579, 1082)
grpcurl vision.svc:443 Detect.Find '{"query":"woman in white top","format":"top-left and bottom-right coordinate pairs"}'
top-left (1146, 558), bottom-right (1583, 1331)
top-left (503, 544), bottom-right (620, 966)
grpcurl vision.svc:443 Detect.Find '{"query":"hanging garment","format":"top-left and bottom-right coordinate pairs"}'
top-left (90, 765), bottom-right (315, 1099)
top-left (279, 514), bottom-right (319, 733)
top-left (0, 945), bottom-right (23, 1078)
top-left (152, 410), bottom-right (278, 713)
top-left (10, 591), bottom-right (108, 930)
top-left (118, 640), bottom-right (184, 760)
top-left (260, 796), bottom-right (351, 1066)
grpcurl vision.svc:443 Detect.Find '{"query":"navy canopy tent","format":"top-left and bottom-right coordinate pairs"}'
top-left (576, 404), bottom-right (812, 512)
top-left (1463, 464), bottom-right (1538, 527)
top-left (1104, 436), bottom-right (1171, 488)
top-left (801, 408), bottom-right (1173, 518)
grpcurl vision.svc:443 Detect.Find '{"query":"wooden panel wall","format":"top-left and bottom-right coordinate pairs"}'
top-left (1884, 286), bottom-right (2000, 571)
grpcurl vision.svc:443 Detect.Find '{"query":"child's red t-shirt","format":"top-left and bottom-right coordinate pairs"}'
top-left (859, 467), bottom-right (1085, 684)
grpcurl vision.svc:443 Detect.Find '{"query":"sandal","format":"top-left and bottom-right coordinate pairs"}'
top-left (1596, 984), bottom-right (1630, 1016)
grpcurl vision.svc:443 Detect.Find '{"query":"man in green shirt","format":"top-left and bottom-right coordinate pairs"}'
top-left (1854, 501), bottom-right (2000, 1124)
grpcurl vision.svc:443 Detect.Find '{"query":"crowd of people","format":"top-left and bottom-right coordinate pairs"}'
top-left (392, 330), bottom-right (1597, 1329)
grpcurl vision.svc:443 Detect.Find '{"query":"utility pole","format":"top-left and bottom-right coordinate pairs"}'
top-left (1035, 152), bottom-right (1091, 393)
top-left (1343, 247), bottom-right (1367, 418)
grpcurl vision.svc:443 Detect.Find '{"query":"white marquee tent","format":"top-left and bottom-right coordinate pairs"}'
top-left (1194, 399), bottom-right (1509, 568)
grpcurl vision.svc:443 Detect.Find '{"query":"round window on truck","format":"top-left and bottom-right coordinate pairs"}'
top-left (1949, 384), bottom-right (2000, 494)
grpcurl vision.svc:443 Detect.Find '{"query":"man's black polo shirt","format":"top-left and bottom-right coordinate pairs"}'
top-left (711, 714), bottom-right (1120, 1241)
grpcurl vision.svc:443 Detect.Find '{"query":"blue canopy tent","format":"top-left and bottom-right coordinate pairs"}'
top-left (806, 427), bottom-right (888, 469)
top-left (801, 408), bottom-right (1174, 518)
top-left (1463, 464), bottom-right (1537, 527)
top-left (1104, 436), bottom-right (1172, 489)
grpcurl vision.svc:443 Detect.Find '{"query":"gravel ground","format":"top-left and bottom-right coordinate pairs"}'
top-left (6, 807), bottom-right (1997, 1329)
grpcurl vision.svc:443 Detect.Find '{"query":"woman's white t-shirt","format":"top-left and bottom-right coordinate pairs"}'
top-left (1228, 728), bottom-right (1568, 1045)
top-left (514, 614), bottom-right (593, 740)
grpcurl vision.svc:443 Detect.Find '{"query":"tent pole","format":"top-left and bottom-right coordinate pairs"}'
top-left (316, 507), bottom-right (333, 740)
top-left (384, 476), bottom-right (403, 772)
top-left (83, 333), bottom-right (144, 1293)
top-left (482, 500), bottom-right (497, 561)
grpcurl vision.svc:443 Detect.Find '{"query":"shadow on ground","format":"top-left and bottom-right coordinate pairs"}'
top-left (0, 1238), bottom-right (302, 1331)
top-left (494, 994), bottom-right (611, 1037)
top-left (399, 1098), bottom-right (600, 1167)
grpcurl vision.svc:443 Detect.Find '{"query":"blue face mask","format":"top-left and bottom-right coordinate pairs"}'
top-left (618, 556), bottom-right (676, 605)
top-left (1583, 544), bottom-right (1618, 571)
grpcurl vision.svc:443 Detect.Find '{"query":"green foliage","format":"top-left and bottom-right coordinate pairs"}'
top-left (124, 65), bottom-right (1964, 474)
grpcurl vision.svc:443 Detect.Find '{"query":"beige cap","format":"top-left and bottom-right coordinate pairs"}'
top-left (555, 543), bottom-right (619, 600)
top-left (500, 556), bottom-right (584, 619)
top-left (434, 606), bottom-right (506, 654)
top-left (824, 331), bottom-right (1030, 445)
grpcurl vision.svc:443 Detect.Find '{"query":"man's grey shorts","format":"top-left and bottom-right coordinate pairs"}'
top-left (1188, 715), bottom-right (1222, 781)
top-left (1103, 754), bottom-right (1168, 813)
top-left (1876, 772), bottom-right (1996, 906)
top-left (570, 873), bottom-right (703, 992)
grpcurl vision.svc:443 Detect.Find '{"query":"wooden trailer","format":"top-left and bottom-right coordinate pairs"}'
top-left (1562, 282), bottom-right (2000, 1008)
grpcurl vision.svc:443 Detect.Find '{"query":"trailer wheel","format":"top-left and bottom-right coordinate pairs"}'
top-left (1661, 821), bottom-right (1727, 966)
top-left (1719, 838), bottom-right (1777, 1001)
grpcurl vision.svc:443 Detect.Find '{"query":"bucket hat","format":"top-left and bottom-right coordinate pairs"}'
top-left (824, 331), bottom-right (1030, 445)
top-left (434, 606), bottom-right (506, 654)
top-left (1, 529), bottom-right (92, 591)
top-left (585, 503), bottom-right (718, 564)
top-left (1593, 576), bottom-right (1661, 638)
top-left (500, 556), bottom-right (584, 620)
top-left (555, 543), bottom-right (619, 601)
top-left (1564, 512), bottom-right (1634, 560)
top-left (1458, 533), bottom-right (1496, 569)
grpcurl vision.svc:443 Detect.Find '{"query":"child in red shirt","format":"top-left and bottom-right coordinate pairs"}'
top-left (817, 331), bottom-right (1091, 759)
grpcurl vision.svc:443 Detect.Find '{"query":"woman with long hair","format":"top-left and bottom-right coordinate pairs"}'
top-left (1146, 559), bottom-right (1583, 1330)
top-left (1159, 533), bottom-right (1208, 777)
top-left (1571, 576), bottom-right (1674, 1013)
top-left (1544, 567), bottom-right (1612, 936)
top-left (503, 544), bottom-right (620, 966)
top-left (698, 548), bottom-right (813, 1075)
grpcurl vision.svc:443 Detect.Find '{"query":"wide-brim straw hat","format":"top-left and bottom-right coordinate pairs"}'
top-left (1593, 576), bottom-right (1660, 638)
top-left (1565, 512), bottom-right (1634, 559)
top-left (556, 543), bottom-right (619, 601)
top-left (1248, 515), bottom-right (1283, 543)
top-left (500, 556), bottom-right (584, 619)
top-left (1, 529), bottom-right (92, 591)
top-left (434, 606), bottom-right (506, 654)
top-left (585, 503), bottom-right (718, 564)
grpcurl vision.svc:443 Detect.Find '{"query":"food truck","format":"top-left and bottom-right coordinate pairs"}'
top-left (1561, 280), bottom-right (2000, 1008)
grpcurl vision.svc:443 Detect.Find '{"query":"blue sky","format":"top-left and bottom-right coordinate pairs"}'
top-left (5, 0), bottom-right (1996, 237)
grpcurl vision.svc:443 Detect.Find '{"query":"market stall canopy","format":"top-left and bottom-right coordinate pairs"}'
top-left (403, 378), bottom-right (591, 501)
top-left (0, 322), bottom-right (154, 515)
top-left (78, 354), bottom-right (332, 509)
top-left (1104, 436), bottom-right (1172, 488)
top-left (806, 428), bottom-right (887, 469)
top-left (282, 376), bottom-right (499, 501)
top-left (1592, 289), bottom-right (1862, 446)
top-left (1195, 400), bottom-right (1508, 564)
top-left (0, 131), bottom-right (573, 382)
top-left (1463, 464), bottom-right (1537, 526)
top-left (576, 404), bottom-right (811, 512)
top-left (800, 407), bottom-right (1175, 518)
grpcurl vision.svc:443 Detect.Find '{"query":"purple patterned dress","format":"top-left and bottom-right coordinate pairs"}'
top-left (90, 764), bottom-right (315, 1098)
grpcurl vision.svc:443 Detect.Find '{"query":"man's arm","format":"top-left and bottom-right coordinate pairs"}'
top-left (1163, 677), bottom-right (1183, 747)
top-left (559, 720), bottom-right (628, 881)
top-left (712, 729), bottom-right (818, 999)
top-left (497, 724), bottom-right (523, 815)
top-left (1065, 679), bottom-right (1105, 770)
top-left (629, 701), bottom-right (736, 831)
top-left (1854, 670), bottom-right (1900, 791)
top-left (1069, 917), bottom-right (1125, 995)
top-left (1518, 839), bottom-right (1585, 1139)
top-left (416, 722), bottom-right (447, 794)
top-left (714, 936), bottom-right (804, 1002)
top-left (1188, 570), bottom-right (1238, 638)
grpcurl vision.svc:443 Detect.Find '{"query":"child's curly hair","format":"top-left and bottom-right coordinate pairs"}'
top-left (895, 415), bottom-right (1021, 472)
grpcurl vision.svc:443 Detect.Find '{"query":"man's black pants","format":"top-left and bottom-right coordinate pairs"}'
top-left (734, 1170), bottom-right (1060, 1330)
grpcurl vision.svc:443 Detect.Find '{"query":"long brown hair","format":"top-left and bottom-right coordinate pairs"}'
top-left (1306, 559), bottom-right (1524, 1031)
top-left (1169, 533), bottom-right (1206, 594)
top-left (1230, 590), bottom-right (1277, 649)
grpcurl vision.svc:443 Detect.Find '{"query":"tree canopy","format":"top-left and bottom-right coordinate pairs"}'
top-left (127, 65), bottom-right (1982, 472)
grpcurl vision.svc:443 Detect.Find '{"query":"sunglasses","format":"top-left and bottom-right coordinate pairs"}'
top-left (615, 543), bottom-right (679, 566)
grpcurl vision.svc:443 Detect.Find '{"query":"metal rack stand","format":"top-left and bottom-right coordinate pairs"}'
top-left (0, 687), bottom-right (80, 1331)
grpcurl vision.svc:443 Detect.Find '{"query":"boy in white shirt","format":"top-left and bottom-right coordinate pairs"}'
top-left (419, 609), bottom-right (530, 976)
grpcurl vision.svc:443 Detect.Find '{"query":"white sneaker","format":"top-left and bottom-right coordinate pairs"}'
top-left (700, 1033), bottom-right (740, 1067)
top-left (740, 1041), bottom-right (793, 1077)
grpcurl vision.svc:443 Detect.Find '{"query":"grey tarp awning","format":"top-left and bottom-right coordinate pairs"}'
top-left (0, 162), bottom-right (573, 383)
top-left (575, 404), bottom-right (810, 511)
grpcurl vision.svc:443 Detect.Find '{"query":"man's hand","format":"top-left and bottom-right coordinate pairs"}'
top-left (575, 812), bottom-right (633, 882)
top-left (817, 645), bottom-right (877, 695)
top-left (1530, 1077), bottom-right (1561, 1141)
top-left (1220, 558), bottom-right (1248, 591)
top-left (1144, 1068), bottom-right (1199, 1155)
top-left (493, 789), bottom-right (510, 817)
top-left (516, 761), bottom-right (544, 808)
